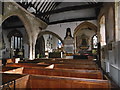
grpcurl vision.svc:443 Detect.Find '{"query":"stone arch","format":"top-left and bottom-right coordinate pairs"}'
top-left (2, 14), bottom-right (31, 45)
top-left (74, 22), bottom-right (97, 36)
top-left (37, 30), bottom-right (64, 44)
top-left (2, 14), bottom-right (31, 59)
top-left (74, 22), bottom-right (97, 52)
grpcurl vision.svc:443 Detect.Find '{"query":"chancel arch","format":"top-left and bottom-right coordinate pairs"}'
top-left (74, 22), bottom-right (97, 53)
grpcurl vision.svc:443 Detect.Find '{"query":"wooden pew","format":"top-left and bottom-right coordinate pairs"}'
top-left (1, 73), bottom-right (29, 89)
top-left (6, 63), bottom-right (99, 70)
top-left (6, 63), bottom-right (50, 68)
top-left (1, 58), bottom-right (112, 89)
top-left (1, 74), bottom-right (110, 89)
top-left (2, 73), bottom-right (25, 84)
top-left (2, 65), bottom-right (102, 79)
top-left (2, 66), bottom-right (20, 72)
top-left (54, 64), bottom-right (99, 70)
top-left (19, 58), bottom-right (52, 63)
top-left (22, 67), bottom-right (103, 79)
top-left (40, 60), bottom-right (96, 65)
top-left (27, 75), bottom-right (110, 88)
top-left (19, 59), bottom-right (97, 66)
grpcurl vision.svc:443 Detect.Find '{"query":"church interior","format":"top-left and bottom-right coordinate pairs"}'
top-left (0, 0), bottom-right (120, 89)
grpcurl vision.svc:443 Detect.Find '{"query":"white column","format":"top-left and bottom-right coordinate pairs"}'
top-left (29, 42), bottom-right (35, 60)
top-left (29, 43), bottom-right (33, 60)
top-left (32, 42), bottom-right (35, 59)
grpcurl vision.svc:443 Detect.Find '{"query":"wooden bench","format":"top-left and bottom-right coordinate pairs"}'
top-left (22, 67), bottom-right (103, 79)
top-left (2, 66), bottom-right (20, 72)
top-left (19, 58), bottom-right (52, 63)
top-left (6, 63), bottom-right (50, 68)
top-left (2, 65), bottom-right (102, 79)
top-left (1, 73), bottom-right (29, 89)
top-left (6, 63), bottom-right (98, 70)
top-left (27, 74), bottom-right (110, 88)
top-left (1, 58), bottom-right (112, 89)
top-left (1, 73), bottom-right (110, 89)
top-left (54, 64), bottom-right (99, 70)
top-left (2, 73), bottom-right (25, 84)
top-left (40, 60), bottom-right (96, 65)
top-left (20, 59), bottom-right (96, 65)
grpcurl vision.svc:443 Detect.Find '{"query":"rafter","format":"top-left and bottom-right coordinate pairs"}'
top-left (43, 2), bottom-right (61, 21)
top-left (49, 17), bottom-right (97, 25)
top-left (16, 1), bottom-right (102, 24)
top-left (41, 3), bottom-right (102, 16)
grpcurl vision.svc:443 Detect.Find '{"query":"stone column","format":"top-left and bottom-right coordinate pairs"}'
top-left (29, 42), bottom-right (33, 60)
top-left (29, 37), bottom-right (36, 60)
top-left (32, 41), bottom-right (35, 59)
top-left (31, 31), bottom-right (39, 59)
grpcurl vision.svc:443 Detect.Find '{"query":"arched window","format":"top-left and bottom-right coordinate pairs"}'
top-left (8, 30), bottom-right (23, 49)
top-left (100, 15), bottom-right (106, 46)
top-left (92, 35), bottom-right (98, 49)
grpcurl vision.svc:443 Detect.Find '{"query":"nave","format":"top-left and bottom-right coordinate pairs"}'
top-left (0, 1), bottom-right (120, 89)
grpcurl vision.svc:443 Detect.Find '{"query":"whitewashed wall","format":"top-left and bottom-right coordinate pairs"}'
top-left (99, 2), bottom-right (120, 87)
top-left (118, 3), bottom-right (120, 41)
top-left (45, 20), bottom-right (97, 40)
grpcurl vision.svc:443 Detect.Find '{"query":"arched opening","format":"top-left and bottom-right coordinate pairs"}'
top-left (35, 31), bottom-right (63, 58)
top-left (35, 36), bottom-right (45, 58)
top-left (8, 30), bottom-right (23, 59)
top-left (74, 22), bottom-right (97, 53)
top-left (2, 16), bottom-right (29, 61)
